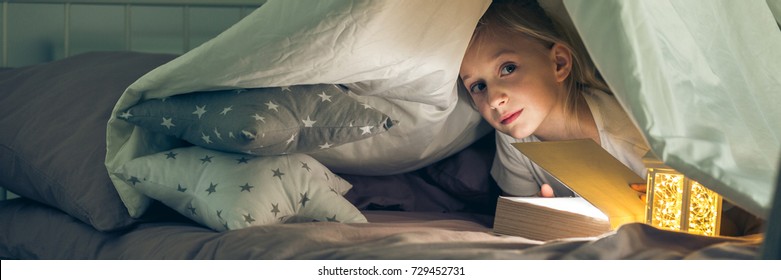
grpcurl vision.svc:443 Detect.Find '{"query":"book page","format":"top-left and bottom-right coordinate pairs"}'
top-left (502, 197), bottom-right (608, 221)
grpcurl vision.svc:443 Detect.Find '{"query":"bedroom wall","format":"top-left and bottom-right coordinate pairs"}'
top-left (1, 1), bottom-right (262, 68)
top-left (0, 0), bottom-right (263, 200)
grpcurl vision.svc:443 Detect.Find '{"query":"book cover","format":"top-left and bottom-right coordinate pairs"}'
top-left (492, 139), bottom-right (646, 240)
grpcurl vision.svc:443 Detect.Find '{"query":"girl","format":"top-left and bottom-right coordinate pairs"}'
top-left (459, 0), bottom-right (650, 198)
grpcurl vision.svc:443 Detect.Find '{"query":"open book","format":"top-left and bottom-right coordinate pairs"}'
top-left (492, 139), bottom-right (646, 241)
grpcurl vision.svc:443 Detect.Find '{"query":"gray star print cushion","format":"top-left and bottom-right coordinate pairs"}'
top-left (118, 84), bottom-right (396, 155)
top-left (116, 145), bottom-right (367, 231)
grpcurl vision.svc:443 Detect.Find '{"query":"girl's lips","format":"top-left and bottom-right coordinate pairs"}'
top-left (500, 110), bottom-right (522, 125)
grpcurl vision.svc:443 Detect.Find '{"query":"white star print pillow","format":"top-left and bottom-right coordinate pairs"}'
top-left (118, 84), bottom-right (395, 156)
top-left (116, 146), bottom-right (367, 231)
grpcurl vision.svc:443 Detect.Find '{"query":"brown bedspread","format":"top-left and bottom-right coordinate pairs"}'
top-left (0, 198), bottom-right (761, 260)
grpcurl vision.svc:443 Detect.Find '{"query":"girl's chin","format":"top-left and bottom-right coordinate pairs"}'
top-left (502, 129), bottom-right (532, 140)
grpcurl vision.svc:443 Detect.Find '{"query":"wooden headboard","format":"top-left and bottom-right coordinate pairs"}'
top-left (1, 0), bottom-right (264, 67)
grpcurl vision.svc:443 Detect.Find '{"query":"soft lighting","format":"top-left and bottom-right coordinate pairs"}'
top-left (643, 154), bottom-right (722, 236)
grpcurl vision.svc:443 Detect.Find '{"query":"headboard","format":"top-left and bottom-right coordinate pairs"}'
top-left (0, 0), bottom-right (264, 199)
top-left (1, 0), bottom-right (264, 68)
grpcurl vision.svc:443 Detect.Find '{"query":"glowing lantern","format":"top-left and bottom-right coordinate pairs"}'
top-left (643, 154), bottom-right (722, 236)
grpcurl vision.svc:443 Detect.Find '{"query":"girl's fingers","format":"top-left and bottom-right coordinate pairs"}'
top-left (630, 183), bottom-right (647, 193)
top-left (540, 184), bottom-right (555, 197)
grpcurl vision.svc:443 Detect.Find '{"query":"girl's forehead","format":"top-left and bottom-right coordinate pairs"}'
top-left (466, 30), bottom-right (544, 61)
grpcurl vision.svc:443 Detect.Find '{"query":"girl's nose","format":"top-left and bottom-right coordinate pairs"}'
top-left (487, 88), bottom-right (507, 109)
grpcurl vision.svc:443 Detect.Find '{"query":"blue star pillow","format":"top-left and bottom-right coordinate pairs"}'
top-left (116, 146), bottom-right (367, 231)
top-left (118, 84), bottom-right (395, 155)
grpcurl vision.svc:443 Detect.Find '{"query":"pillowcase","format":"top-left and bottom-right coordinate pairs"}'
top-left (0, 51), bottom-right (177, 231)
top-left (120, 84), bottom-right (395, 156)
top-left (115, 146), bottom-right (367, 231)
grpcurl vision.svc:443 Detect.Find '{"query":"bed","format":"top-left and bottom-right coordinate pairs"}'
top-left (1, 0), bottom-right (779, 261)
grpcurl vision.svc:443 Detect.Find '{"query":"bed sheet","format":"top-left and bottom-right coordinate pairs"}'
top-left (0, 198), bottom-right (762, 259)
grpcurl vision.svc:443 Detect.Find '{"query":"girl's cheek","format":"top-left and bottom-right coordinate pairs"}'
top-left (471, 95), bottom-right (485, 107)
top-left (477, 106), bottom-right (494, 122)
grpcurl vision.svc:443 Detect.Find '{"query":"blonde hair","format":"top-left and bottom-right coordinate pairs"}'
top-left (469, 0), bottom-right (610, 120)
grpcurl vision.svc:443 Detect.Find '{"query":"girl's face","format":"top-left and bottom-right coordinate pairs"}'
top-left (459, 29), bottom-right (571, 140)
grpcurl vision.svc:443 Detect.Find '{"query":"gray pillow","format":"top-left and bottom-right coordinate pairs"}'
top-left (116, 146), bottom-right (367, 232)
top-left (0, 52), bottom-right (177, 231)
top-left (120, 84), bottom-right (396, 155)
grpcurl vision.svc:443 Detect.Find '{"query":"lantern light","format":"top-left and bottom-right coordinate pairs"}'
top-left (643, 153), bottom-right (722, 236)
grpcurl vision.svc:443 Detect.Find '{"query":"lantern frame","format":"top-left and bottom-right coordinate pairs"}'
top-left (643, 154), bottom-right (722, 236)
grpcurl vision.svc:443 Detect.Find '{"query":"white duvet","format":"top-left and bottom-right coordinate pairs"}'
top-left (562, 0), bottom-right (781, 219)
top-left (106, 0), bottom-right (492, 218)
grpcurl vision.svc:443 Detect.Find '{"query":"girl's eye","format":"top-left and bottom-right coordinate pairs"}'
top-left (501, 64), bottom-right (516, 75)
top-left (469, 82), bottom-right (487, 94)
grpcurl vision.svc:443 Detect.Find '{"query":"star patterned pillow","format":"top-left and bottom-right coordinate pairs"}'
top-left (116, 146), bottom-right (367, 231)
top-left (118, 84), bottom-right (396, 155)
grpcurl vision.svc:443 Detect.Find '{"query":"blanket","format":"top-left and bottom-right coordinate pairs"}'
top-left (105, 0), bottom-right (492, 218)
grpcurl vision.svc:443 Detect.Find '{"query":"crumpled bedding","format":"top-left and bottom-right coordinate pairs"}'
top-left (0, 198), bottom-right (761, 259)
top-left (105, 0), bottom-right (492, 219)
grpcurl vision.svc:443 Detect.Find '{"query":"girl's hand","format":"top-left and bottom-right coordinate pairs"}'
top-left (539, 184), bottom-right (555, 197)
top-left (630, 183), bottom-right (647, 201)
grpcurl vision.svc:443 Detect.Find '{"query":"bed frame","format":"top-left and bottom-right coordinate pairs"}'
top-left (0, 0), bottom-right (263, 199)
